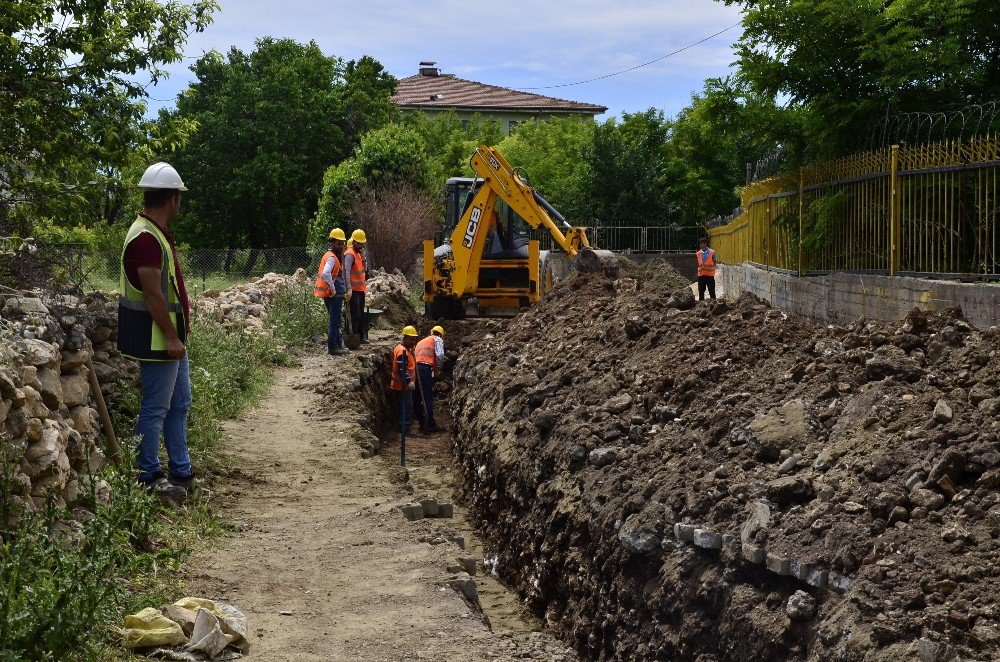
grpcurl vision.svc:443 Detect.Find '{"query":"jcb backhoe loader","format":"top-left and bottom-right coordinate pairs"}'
top-left (423, 145), bottom-right (616, 318)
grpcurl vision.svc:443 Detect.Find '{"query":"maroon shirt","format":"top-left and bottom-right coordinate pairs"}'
top-left (123, 212), bottom-right (191, 333)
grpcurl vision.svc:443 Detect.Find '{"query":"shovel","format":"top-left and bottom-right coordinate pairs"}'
top-left (343, 299), bottom-right (362, 350)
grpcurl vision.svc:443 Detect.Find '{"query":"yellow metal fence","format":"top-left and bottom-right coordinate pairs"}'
top-left (709, 136), bottom-right (1000, 277)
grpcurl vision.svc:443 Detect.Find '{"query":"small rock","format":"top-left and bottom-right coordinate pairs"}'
top-left (786, 590), bottom-right (816, 620)
top-left (843, 501), bottom-right (865, 514)
top-left (778, 453), bottom-right (802, 474)
top-left (588, 447), bottom-right (619, 468)
top-left (673, 523), bottom-right (697, 542)
top-left (910, 488), bottom-right (946, 511)
top-left (933, 399), bottom-right (953, 424)
top-left (457, 556), bottom-right (477, 576)
top-left (448, 573), bottom-right (478, 601)
top-left (693, 528), bottom-right (722, 550)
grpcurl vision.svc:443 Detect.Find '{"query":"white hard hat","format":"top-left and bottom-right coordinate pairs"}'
top-left (138, 162), bottom-right (188, 191)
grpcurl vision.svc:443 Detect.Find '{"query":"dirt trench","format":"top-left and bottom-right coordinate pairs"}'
top-left (183, 336), bottom-right (575, 661)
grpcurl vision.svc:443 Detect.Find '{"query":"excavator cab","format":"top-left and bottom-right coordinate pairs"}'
top-left (425, 146), bottom-right (616, 319)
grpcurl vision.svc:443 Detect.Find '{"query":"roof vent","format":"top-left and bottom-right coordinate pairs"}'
top-left (429, 93), bottom-right (444, 101)
top-left (419, 61), bottom-right (440, 77)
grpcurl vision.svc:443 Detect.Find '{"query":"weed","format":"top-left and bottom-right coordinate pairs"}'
top-left (267, 281), bottom-right (328, 349)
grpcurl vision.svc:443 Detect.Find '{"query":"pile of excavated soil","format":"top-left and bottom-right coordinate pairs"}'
top-left (450, 270), bottom-right (1000, 661)
top-left (615, 256), bottom-right (693, 290)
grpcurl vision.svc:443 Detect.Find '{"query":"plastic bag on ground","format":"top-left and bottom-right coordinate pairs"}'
top-left (123, 607), bottom-right (188, 649)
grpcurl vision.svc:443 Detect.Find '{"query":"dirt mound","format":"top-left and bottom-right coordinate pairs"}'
top-left (366, 269), bottom-right (418, 330)
top-left (450, 273), bottom-right (1000, 660)
top-left (616, 255), bottom-right (692, 289)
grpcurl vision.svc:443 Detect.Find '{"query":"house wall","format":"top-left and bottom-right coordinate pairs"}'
top-left (398, 109), bottom-right (598, 135)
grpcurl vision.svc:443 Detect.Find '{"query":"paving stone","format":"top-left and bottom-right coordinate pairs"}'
top-left (437, 501), bottom-right (455, 518)
top-left (400, 503), bottom-right (424, 521)
top-left (742, 543), bottom-right (765, 564)
top-left (457, 556), bottom-right (477, 576)
top-left (829, 572), bottom-right (852, 594)
top-left (674, 523), bottom-right (697, 542)
top-left (447, 572), bottom-right (478, 601)
top-left (806, 567), bottom-right (829, 589)
top-left (789, 558), bottom-right (811, 581)
top-left (766, 552), bottom-right (791, 575)
top-left (419, 498), bottom-right (439, 516)
top-left (693, 528), bottom-right (722, 549)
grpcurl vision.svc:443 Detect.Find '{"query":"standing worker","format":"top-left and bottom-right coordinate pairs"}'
top-left (413, 326), bottom-right (446, 433)
top-left (315, 229), bottom-right (348, 355)
top-left (696, 238), bottom-right (718, 301)
top-left (118, 162), bottom-right (195, 504)
top-left (344, 229), bottom-right (368, 343)
top-left (391, 326), bottom-right (419, 434)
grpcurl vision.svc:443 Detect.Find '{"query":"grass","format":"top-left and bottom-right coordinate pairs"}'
top-left (267, 281), bottom-right (329, 349)
top-left (1, 302), bottom-right (297, 660)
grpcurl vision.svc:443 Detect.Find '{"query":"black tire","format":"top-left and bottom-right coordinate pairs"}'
top-left (426, 296), bottom-right (466, 320)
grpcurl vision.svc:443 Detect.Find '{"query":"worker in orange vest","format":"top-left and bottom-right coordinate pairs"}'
top-left (391, 326), bottom-right (419, 434)
top-left (344, 229), bottom-right (368, 343)
top-left (696, 237), bottom-right (718, 301)
top-left (413, 325), bottom-right (445, 433)
top-left (314, 228), bottom-right (348, 354)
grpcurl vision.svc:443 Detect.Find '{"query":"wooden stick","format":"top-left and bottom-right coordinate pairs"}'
top-left (85, 356), bottom-right (123, 466)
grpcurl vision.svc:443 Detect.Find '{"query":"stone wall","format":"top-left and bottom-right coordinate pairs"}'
top-left (1, 293), bottom-right (133, 513)
top-left (721, 263), bottom-right (1000, 329)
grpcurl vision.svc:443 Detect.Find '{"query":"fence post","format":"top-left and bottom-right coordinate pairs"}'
top-left (642, 227), bottom-right (648, 253)
top-left (890, 144), bottom-right (901, 275)
top-left (797, 169), bottom-right (804, 276)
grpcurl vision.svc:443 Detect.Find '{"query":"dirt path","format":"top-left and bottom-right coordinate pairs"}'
top-left (184, 343), bottom-right (574, 662)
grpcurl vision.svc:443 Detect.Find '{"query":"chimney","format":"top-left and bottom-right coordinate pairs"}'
top-left (418, 61), bottom-right (440, 77)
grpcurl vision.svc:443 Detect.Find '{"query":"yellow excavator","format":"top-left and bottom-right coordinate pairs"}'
top-left (423, 145), bottom-right (617, 318)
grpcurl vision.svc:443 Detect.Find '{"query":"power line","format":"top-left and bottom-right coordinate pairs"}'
top-left (516, 22), bottom-right (741, 90)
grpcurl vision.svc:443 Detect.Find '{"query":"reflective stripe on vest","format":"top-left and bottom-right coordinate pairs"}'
top-left (390, 344), bottom-right (415, 391)
top-left (117, 217), bottom-right (186, 361)
top-left (697, 249), bottom-right (717, 277)
top-left (346, 246), bottom-right (366, 292)
top-left (314, 251), bottom-right (340, 298)
top-left (414, 336), bottom-right (436, 365)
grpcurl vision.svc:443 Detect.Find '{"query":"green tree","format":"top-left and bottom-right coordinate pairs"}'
top-left (497, 117), bottom-right (594, 221)
top-left (723, 0), bottom-right (1000, 153)
top-left (403, 111), bottom-right (505, 183)
top-left (0, 0), bottom-right (216, 234)
top-left (164, 39), bottom-right (396, 249)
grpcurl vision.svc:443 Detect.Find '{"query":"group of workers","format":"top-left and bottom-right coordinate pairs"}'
top-left (390, 324), bottom-right (446, 434)
top-left (313, 228), bottom-right (370, 355)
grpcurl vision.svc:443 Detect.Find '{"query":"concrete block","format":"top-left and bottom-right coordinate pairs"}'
top-left (674, 523), bottom-right (697, 542)
top-left (436, 502), bottom-right (454, 518)
top-left (447, 573), bottom-right (478, 601)
top-left (693, 528), bottom-right (722, 550)
top-left (457, 556), bottom-right (477, 576)
top-left (789, 558), bottom-right (810, 580)
top-left (742, 543), bottom-right (765, 564)
top-left (806, 567), bottom-right (829, 589)
top-left (829, 572), bottom-right (852, 594)
top-left (766, 552), bottom-right (791, 575)
top-left (400, 503), bottom-right (424, 521)
top-left (419, 498), bottom-right (439, 516)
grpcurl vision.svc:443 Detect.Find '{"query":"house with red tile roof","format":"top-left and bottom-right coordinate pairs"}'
top-left (391, 62), bottom-right (607, 134)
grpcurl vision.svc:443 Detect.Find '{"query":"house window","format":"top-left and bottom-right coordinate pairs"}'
top-left (508, 120), bottom-right (520, 132)
top-left (460, 120), bottom-right (469, 131)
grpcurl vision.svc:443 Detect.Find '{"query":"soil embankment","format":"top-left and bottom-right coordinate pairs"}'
top-left (184, 343), bottom-right (575, 661)
top-left (450, 269), bottom-right (1000, 660)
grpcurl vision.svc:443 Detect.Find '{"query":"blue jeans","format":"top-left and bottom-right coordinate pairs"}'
top-left (415, 364), bottom-right (436, 428)
top-left (136, 357), bottom-right (193, 483)
top-left (325, 296), bottom-right (344, 351)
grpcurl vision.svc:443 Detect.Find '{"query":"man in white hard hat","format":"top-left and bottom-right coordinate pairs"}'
top-left (117, 162), bottom-right (196, 503)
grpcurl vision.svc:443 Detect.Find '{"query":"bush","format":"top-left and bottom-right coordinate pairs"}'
top-left (268, 281), bottom-right (329, 349)
top-left (348, 185), bottom-right (440, 273)
top-left (0, 465), bottom-right (178, 660)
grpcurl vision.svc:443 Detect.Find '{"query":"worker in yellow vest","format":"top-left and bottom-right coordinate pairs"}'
top-left (391, 326), bottom-right (419, 434)
top-left (344, 229), bottom-right (368, 343)
top-left (696, 237), bottom-right (718, 301)
top-left (118, 162), bottom-right (194, 504)
top-left (413, 325), bottom-right (445, 433)
top-left (314, 228), bottom-right (347, 355)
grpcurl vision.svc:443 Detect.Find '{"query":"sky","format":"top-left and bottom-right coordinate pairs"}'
top-left (145, 0), bottom-right (744, 121)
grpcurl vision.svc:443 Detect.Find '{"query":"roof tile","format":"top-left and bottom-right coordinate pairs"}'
top-left (391, 74), bottom-right (607, 114)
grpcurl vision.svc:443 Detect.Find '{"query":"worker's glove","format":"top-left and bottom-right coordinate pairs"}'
top-left (407, 382), bottom-right (415, 391)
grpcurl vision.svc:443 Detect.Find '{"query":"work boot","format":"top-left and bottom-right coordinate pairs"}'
top-left (329, 347), bottom-right (347, 356)
top-left (361, 338), bottom-right (371, 345)
top-left (144, 476), bottom-right (187, 504)
top-left (425, 423), bottom-right (446, 433)
top-left (169, 473), bottom-right (212, 501)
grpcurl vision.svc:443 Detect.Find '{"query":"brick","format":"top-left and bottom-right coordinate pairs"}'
top-left (806, 567), bottom-right (829, 588)
top-left (742, 543), bottom-right (765, 564)
top-left (828, 572), bottom-right (852, 594)
top-left (693, 528), bottom-right (722, 550)
top-left (436, 502), bottom-right (454, 518)
top-left (400, 503), bottom-right (424, 521)
top-left (766, 552), bottom-right (791, 575)
top-left (674, 523), bottom-right (697, 542)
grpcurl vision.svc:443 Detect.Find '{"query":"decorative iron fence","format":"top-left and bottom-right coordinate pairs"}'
top-left (708, 136), bottom-right (1000, 279)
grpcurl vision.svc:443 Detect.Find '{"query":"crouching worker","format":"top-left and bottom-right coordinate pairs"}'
top-left (391, 326), bottom-right (419, 434)
top-left (413, 325), bottom-right (445, 433)
top-left (314, 228), bottom-right (347, 355)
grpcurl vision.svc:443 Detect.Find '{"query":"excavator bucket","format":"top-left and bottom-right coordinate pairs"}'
top-left (573, 248), bottom-right (619, 278)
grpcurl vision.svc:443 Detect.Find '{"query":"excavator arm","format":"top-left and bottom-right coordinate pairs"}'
top-left (447, 146), bottom-right (591, 296)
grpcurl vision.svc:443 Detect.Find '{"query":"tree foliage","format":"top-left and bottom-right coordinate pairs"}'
top-left (0, 0), bottom-right (215, 234)
top-left (164, 39), bottom-right (396, 248)
top-left (723, 0), bottom-right (1000, 153)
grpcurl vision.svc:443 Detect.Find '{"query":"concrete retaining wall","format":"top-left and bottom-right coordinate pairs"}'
top-left (721, 263), bottom-right (1000, 329)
